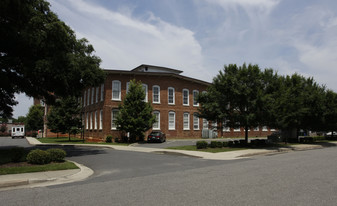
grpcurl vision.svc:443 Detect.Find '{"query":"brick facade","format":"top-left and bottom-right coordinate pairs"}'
top-left (82, 65), bottom-right (275, 141)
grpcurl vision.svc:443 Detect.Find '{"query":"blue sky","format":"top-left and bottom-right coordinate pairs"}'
top-left (13, 0), bottom-right (337, 117)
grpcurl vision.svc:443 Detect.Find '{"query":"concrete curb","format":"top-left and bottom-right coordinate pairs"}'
top-left (0, 160), bottom-right (93, 191)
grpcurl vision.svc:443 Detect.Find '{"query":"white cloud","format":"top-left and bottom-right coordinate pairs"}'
top-left (49, 0), bottom-right (208, 81)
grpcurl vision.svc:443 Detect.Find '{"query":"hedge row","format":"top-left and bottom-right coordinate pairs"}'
top-left (27, 148), bottom-right (66, 165)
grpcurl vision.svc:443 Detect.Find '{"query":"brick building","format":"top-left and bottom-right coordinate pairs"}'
top-left (82, 64), bottom-right (274, 141)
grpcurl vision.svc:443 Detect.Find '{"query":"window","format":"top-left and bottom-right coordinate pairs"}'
top-left (96, 87), bottom-right (99, 103)
top-left (112, 80), bottom-right (121, 100)
top-left (193, 90), bottom-right (199, 106)
top-left (90, 112), bottom-right (93, 130)
top-left (193, 113), bottom-right (199, 130)
top-left (183, 113), bottom-right (190, 130)
top-left (91, 87), bottom-right (94, 104)
top-left (234, 123), bottom-right (240, 132)
top-left (99, 110), bottom-right (103, 130)
top-left (86, 113), bottom-right (89, 129)
top-left (223, 120), bottom-right (230, 132)
top-left (168, 87), bottom-right (175, 105)
top-left (182, 89), bottom-right (189, 106)
top-left (142, 84), bottom-right (148, 102)
top-left (94, 111), bottom-right (98, 130)
top-left (83, 91), bottom-right (86, 106)
top-left (126, 82), bottom-right (130, 93)
top-left (254, 127), bottom-right (259, 131)
top-left (168, 111), bottom-right (175, 130)
top-left (111, 109), bottom-right (119, 130)
top-left (202, 119), bottom-right (209, 129)
top-left (153, 111), bottom-right (160, 130)
top-left (87, 88), bottom-right (90, 105)
top-left (40, 99), bottom-right (45, 107)
top-left (153, 85), bottom-right (160, 104)
top-left (100, 84), bottom-right (104, 101)
top-left (262, 126), bottom-right (268, 131)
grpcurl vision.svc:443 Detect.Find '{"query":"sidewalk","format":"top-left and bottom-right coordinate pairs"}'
top-left (26, 137), bottom-right (337, 160)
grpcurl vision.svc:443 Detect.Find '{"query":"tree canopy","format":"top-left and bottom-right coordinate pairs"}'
top-left (47, 96), bottom-right (82, 140)
top-left (115, 80), bottom-right (156, 142)
top-left (26, 104), bottom-right (44, 131)
top-left (199, 63), bottom-right (337, 140)
top-left (0, 0), bottom-right (105, 118)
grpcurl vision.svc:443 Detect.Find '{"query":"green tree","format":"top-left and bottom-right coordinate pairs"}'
top-left (115, 80), bottom-right (156, 142)
top-left (321, 90), bottom-right (337, 136)
top-left (26, 104), bottom-right (44, 131)
top-left (0, 0), bottom-right (105, 118)
top-left (199, 64), bottom-right (269, 142)
top-left (13, 116), bottom-right (27, 124)
top-left (271, 74), bottom-right (326, 140)
top-left (47, 97), bottom-right (82, 141)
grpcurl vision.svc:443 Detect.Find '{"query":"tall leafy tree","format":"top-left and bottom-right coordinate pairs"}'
top-left (47, 97), bottom-right (82, 141)
top-left (321, 90), bottom-right (337, 136)
top-left (199, 64), bottom-right (271, 142)
top-left (26, 104), bottom-right (44, 131)
top-left (115, 80), bottom-right (156, 142)
top-left (0, 0), bottom-right (105, 118)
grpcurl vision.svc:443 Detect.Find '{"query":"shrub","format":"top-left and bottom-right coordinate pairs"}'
top-left (27, 149), bottom-right (51, 165)
top-left (222, 141), bottom-right (229, 147)
top-left (216, 141), bottom-right (223, 148)
top-left (196, 141), bottom-right (208, 149)
top-left (228, 141), bottom-right (234, 147)
top-left (47, 148), bottom-right (66, 162)
top-left (114, 137), bottom-right (119, 143)
top-left (10, 147), bottom-right (26, 162)
top-left (210, 141), bottom-right (218, 148)
top-left (106, 135), bottom-right (113, 143)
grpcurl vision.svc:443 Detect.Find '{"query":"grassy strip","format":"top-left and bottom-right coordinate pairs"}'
top-left (37, 137), bottom-right (129, 146)
top-left (166, 145), bottom-right (246, 153)
top-left (0, 161), bottom-right (78, 175)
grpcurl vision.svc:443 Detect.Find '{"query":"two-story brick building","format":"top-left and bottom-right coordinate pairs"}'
top-left (82, 64), bottom-right (274, 141)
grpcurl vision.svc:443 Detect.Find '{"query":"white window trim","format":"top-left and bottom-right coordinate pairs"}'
top-left (99, 110), bottom-right (103, 130)
top-left (153, 111), bottom-right (160, 130)
top-left (183, 112), bottom-right (190, 130)
top-left (90, 112), bottom-right (93, 130)
top-left (94, 111), bottom-right (98, 130)
top-left (262, 126), bottom-right (268, 131)
top-left (223, 120), bottom-right (230, 132)
top-left (101, 84), bottom-right (104, 101)
top-left (112, 80), bottom-right (121, 101)
top-left (87, 88), bottom-right (90, 105)
top-left (182, 89), bottom-right (189, 106)
top-left (111, 109), bottom-right (119, 130)
top-left (193, 90), bottom-right (199, 106)
top-left (254, 127), bottom-right (260, 131)
top-left (193, 113), bottom-right (200, 130)
top-left (168, 87), bottom-right (175, 105)
top-left (142, 84), bottom-right (148, 102)
top-left (168, 111), bottom-right (175, 130)
top-left (91, 87), bottom-right (94, 104)
top-left (95, 87), bottom-right (99, 103)
top-left (202, 118), bottom-right (209, 129)
top-left (86, 113), bottom-right (89, 129)
top-left (152, 85), bottom-right (160, 104)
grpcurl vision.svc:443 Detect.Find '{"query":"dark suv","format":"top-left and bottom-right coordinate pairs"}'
top-left (147, 131), bottom-right (166, 143)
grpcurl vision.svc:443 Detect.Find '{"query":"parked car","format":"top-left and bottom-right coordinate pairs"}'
top-left (11, 125), bottom-right (25, 139)
top-left (147, 131), bottom-right (166, 143)
top-left (325, 132), bottom-right (337, 137)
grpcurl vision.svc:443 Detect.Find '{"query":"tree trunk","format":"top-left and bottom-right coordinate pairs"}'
top-left (245, 125), bottom-right (248, 143)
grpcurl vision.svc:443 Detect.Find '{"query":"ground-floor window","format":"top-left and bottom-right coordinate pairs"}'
top-left (111, 109), bottom-right (119, 130)
top-left (168, 111), bottom-right (175, 130)
top-left (183, 113), bottom-right (190, 130)
top-left (153, 111), bottom-right (160, 130)
top-left (193, 113), bottom-right (199, 130)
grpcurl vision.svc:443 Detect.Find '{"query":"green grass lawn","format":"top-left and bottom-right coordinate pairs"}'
top-left (166, 145), bottom-right (246, 153)
top-left (37, 137), bottom-right (130, 146)
top-left (0, 161), bottom-right (78, 175)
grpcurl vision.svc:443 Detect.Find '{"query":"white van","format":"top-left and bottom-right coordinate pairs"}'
top-left (11, 125), bottom-right (25, 139)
